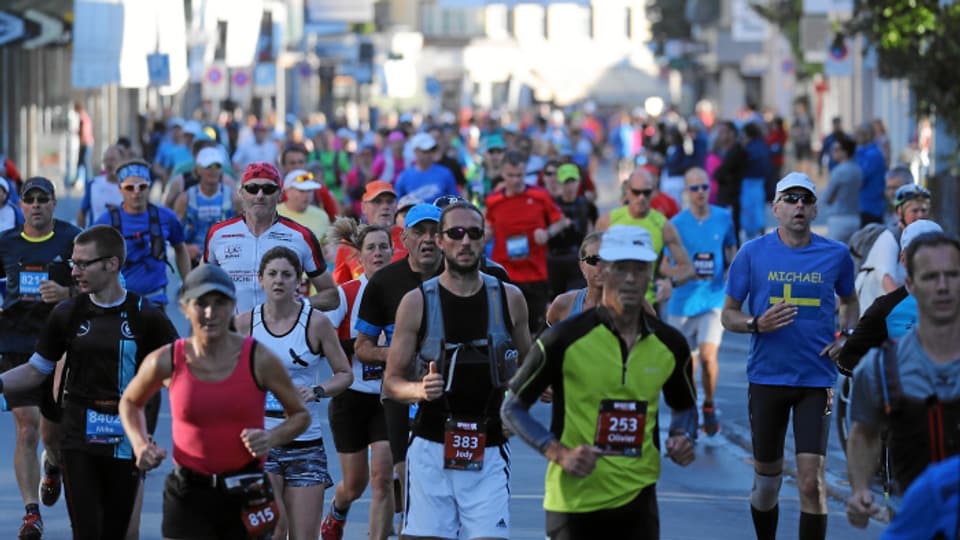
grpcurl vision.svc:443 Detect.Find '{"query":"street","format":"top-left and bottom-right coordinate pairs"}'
top-left (0, 174), bottom-right (888, 539)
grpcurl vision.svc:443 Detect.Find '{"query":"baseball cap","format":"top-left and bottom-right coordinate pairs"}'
top-left (241, 162), bottom-right (282, 185)
top-left (283, 169), bottom-right (323, 191)
top-left (335, 127), bottom-right (355, 141)
top-left (557, 164), bottom-right (581, 184)
top-left (179, 265), bottom-right (236, 302)
top-left (894, 183), bottom-right (931, 208)
top-left (404, 204), bottom-right (441, 229)
top-left (196, 147), bottom-right (223, 168)
top-left (399, 113), bottom-right (414, 124)
top-left (599, 225), bottom-right (658, 263)
top-left (397, 193), bottom-right (422, 213)
top-left (183, 120), bottom-right (203, 137)
top-left (168, 117), bottom-right (184, 129)
top-left (411, 133), bottom-right (437, 152)
top-left (21, 176), bottom-right (56, 196)
top-left (776, 172), bottom-right (817, 195)
top-left (900, 219), bottom-right (943, 251)
top-left (362, 180), bottom-right (396, 202)
top-left (483, 135), bottom-right (506, 152)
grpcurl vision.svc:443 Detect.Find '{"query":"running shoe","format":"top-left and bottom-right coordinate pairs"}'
top-left (39, 449), bottom-right (62, 506)
top-left (702, 405), bottom-right (721, 436)
top-left (320, 510), bottom-right (346, 540)
top-left (18, 513), bottom-right (42, 540)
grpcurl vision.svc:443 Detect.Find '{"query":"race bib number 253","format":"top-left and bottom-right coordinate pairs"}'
top-left (594, 400), bottom-right (647, 457)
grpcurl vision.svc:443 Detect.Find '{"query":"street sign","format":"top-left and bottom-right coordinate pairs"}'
top-left (147, 53), bottom-right (170, 87)
top-left (230, 67), bottom-right (253, 104)
top-left (202, 61), bottom-right (228, 101)
top-left (22, 9), bottom-right (67, 49)
top-left (824, 35), bottom-right (852, 77)
top-left (253, 63), bottom-right (276, 98)
top-left (0, 11), bottom-right (27, 47)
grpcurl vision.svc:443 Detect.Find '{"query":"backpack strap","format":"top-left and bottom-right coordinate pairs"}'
top-left (147, 204), bottom-right (167, 262)
top-left (109, 206), bottom-right (121, 230)
top-left (878, 340), bottom-right (903, 415)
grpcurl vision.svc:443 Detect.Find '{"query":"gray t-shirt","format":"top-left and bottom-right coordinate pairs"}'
top-left (824, 160), bottom-right (862, 216)
top-left (850, 330), bottom-right (960, 428)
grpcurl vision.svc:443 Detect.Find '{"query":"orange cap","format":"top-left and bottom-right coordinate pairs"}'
top-left (362, 180), bottom-right (396, 202)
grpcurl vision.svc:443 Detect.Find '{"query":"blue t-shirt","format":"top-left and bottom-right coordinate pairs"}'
top-left (394, 164), bottom-right (459, 203)
top-left (882, 455), bottom-right (959, 540)
top-left (95, 205), bottom-right (184, 304)
top-left (855, 142), bottom-right (887, 218)
top-left (155, 141), bottom-right (192, 171)
top-left (886, 293), bottom-right (917, 340)
top-left (726, 231), bottom-right (855, 387)
top-left (667, 206), bottom-right (737, 317)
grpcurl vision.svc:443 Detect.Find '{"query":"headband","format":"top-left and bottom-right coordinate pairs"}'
top-left (117, 164), bottom-right (152, 183)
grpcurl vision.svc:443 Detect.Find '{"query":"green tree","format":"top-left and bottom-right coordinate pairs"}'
top-left (750, 0), bottom-right (821, 80)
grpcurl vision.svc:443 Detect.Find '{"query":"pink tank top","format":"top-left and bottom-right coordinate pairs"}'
top-left (169, 337), bottom-right (265, 474)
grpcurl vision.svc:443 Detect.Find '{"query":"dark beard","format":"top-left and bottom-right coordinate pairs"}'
top-left (445, 253), bottom-right (480, 275)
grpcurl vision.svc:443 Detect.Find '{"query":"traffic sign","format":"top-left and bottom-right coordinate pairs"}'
top-left (202, 61), bottom-right (228, 101)
top-left (22, 9), bottom-right (67, 49)
top-left (254, 63), bottom-right (276, 98)
top-left (232, 69), bottom-right (250, 88)
top-left (147, 53), bottom-right (170, 87)
top-left (0, 11), bottom-right (27, 47)
top-left (230, 67), bottom-right (253, 104)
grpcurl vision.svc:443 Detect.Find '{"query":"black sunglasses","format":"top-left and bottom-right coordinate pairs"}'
top-left (68, 255), bottom-right (112, 271)
top-left (23, 195), bottom-right (52, 204)
top-left (688, 184), bottom-right (710, 192)
top-left (243, 183), bottom-right (280, 195)
top-left (442, 226), bottom-right (484, 240)
top-left (580, 255), bottom-right (601, 266)
top-left (779, 192), bottom-right (817, 205)
top-left (629, 188), bottom-right (653, 198)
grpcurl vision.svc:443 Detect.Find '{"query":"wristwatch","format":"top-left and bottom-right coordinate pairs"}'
top-left (746, 317), bottom-right (759, 334)
top-left (312, 385), bottom-right (326, 402)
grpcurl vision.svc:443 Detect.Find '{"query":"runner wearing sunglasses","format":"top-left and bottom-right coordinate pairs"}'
top-left (204, 161), bottom-right (338, 313)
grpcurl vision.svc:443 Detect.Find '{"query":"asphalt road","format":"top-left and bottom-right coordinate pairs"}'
top-left (0, 172), bottom-right (889, 538)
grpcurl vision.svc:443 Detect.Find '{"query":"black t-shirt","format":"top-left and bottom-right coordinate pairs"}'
top-left (0, 219), bottom-right (80, 353)
top-left (548, 196), bottom-right (597, 258)
top-left (37, 292), bottom-right (178, 455)
top-left (356, 257), bottom-right (440, 343)
top-left (413, 282), bottom-right (512, 446)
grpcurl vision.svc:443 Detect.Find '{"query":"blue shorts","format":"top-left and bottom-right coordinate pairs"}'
top-left (264, 439), bottom-right (333, 488)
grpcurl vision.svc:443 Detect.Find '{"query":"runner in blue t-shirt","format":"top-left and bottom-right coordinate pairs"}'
top-left (666, 168), bottom-right (737, 436)
top-left (394, 133), bottom-right (459, 203)
top-left (721, 172), bottom-right (859, 540)
top-left (94, 160), bottom-right (191, 304)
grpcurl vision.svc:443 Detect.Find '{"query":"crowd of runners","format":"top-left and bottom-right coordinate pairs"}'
top-left (0, 105), bottom-right (956, 540)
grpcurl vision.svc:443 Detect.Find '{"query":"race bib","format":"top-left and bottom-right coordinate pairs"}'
top-left (18, 264), bottom-right (48, 301)
top-left (443, 417), bottom-right (487, 471)
top-left (362, 361), bottom-right (385, 381)
top-left (241, 500), bottom-right (278, 537)
top-left (693, 253), bottom-right (715, 279)
top-left (594, 400), bottom-right (647, 457)
top-left (86, 409), bottom-right (125, 445)
top-left (264, 392), bottom-right (283, 415)
top-left (505, 235), bottom-right (530, 260)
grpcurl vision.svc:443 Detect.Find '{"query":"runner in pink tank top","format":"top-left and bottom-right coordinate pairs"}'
top-left (119, 265), bottom-right (309, 539)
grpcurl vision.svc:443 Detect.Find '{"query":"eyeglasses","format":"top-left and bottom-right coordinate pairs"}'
top-left (121, 183), bottom-right (149, 193)
top-left (628, 188), bottom-right (653, 198)
top-left (442, 226), bottom-right (484, 240)
top-left (778, 192), bottom-right (817, 205)
top-left (243, 183), bottom-right (280, 195)
top-left (894, 184), bottom-right (931, 207)
top-left (487, 148), bottom-right (505, 154)
top-left (204, 163), bottom-right (223, 170)
top-left (22, 195), bottom-right (52, 204)
top-left (688, 184), bottom-right (710, 192)
top-left (68, 255), bottom-right (111, 271)
top-left (580, 255), bottom-right (601, 266)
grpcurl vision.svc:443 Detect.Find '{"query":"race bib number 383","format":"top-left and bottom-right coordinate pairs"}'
top-left (444, 417), bottom-right (487, 471)
top-left (594, 400), bottom-right (647, 457)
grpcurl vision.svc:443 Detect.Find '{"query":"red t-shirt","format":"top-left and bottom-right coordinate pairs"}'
top-left (651, 192), bottom-right (679, 219)
top-left (485, 186), bottom-right (564, 283)
top-left (332, 225), bottom-right (406, 285)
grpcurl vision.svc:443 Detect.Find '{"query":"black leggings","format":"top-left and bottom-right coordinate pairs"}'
top-left (546, 484), bottom-right (659, 540)
top-left (748, 383), bottom-right (830, 463)
top-left (61, 449), bottom-right (141, 540)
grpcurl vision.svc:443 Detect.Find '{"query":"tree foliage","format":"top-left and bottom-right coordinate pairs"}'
top-left (846, 0), bottom-right (960, 137)
top-left (750, 0), bottom-right (821, 80)
top-left (647, 0), bottom-right (692, 49)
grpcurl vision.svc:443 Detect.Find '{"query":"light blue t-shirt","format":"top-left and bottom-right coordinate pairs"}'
top-left (726, 231), bottom-right (855, 387)
top-left (95, 205), bottom-right (184, 304)
top-left (394, 164), bottom-right (459, 203)
top-left (667, 206), bottom-right (737, 317)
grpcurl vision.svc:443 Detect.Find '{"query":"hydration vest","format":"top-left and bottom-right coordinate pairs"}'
top-left (414, 273), bottom-right (518, 387)
top-left (876, 340), bottom-right (960, 495)
top-left (109, 204), bottom-right (166, 265)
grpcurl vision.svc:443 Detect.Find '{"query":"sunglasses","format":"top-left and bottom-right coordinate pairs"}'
top-left (204, 163), bottom-right (223, 170)
top-left (580, 255), bottom-right (601, 266)
top-left (894, 185), bottom-right (931, 207)
top-left (23, 195), bottom-right (52, 204)
top-left (779, 192), bottom-right (817, 205)
top-left (121, 183), bottom-right (149, 193)
top-left (243, 183), bottom-right (280, 195)
top-left (629, 188), bottom-right (654, 198)
top-left (688, 184), bottom-right (710, 192)
top-left (442, 226), bottom-right (484, 240)
top-left (68, 255), bottom-right (111, 271)
top-left (488, 148), bottom-right (505, 154)
top-left (433, 195), bottom-right (468, 209)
